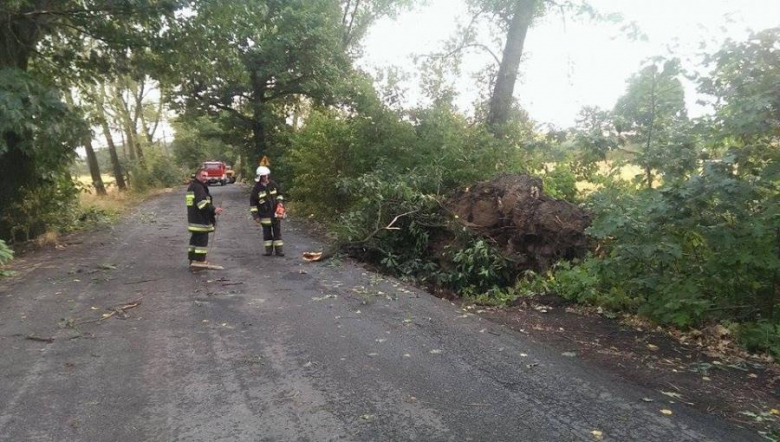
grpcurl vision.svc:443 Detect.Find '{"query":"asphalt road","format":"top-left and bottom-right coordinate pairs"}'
top-left (0, 184), bottom-right (761, 441)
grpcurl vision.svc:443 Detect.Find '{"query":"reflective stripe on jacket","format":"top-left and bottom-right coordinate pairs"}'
top-left (249, 180), bottom-right (282, 219)
top-left (186, 179), bottom-right (216, 232)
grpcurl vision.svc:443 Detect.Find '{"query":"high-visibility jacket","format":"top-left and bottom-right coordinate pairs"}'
top-left (249, 180), bottom-right (283, 223)
top-left (186, 179), bottom-right (216, 232)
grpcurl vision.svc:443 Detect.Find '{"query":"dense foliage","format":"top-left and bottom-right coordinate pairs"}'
top-left (534, 29), bottom-right (780, 356)
top-left (0, 0), bottom-right (776, 357)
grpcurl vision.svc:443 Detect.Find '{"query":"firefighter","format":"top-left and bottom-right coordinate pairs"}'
top-left (186, 168), bottom-right (223, 268)
top-left (249, 166), bottom-right (285, 256)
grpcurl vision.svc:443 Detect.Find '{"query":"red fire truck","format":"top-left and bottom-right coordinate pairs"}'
top-left (201, 161), bottom-right (229, 186)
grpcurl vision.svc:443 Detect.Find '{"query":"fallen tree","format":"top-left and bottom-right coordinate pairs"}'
top-left (443, 174), bottom-right (591, 272)
top-left (306, 173), bottom-right (591, 299)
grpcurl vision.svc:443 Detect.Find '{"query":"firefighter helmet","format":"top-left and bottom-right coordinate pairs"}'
top-left (255, 166), bottom-right (271, 181)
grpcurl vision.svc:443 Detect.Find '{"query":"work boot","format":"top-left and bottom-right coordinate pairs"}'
top-left (190, 261), bottom-right (224, 270)
top-left (263, 246), bottom-right (273, 256)
top-left (189, 260), bottom-right (207, 270)
top-left (275, 246), bottom-right (284, 257)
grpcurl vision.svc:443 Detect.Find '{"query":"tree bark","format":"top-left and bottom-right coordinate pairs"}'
top-left (125, 125), bottom-right (137, 161)
top-left (132, 80), bottom-right (155, 144)
top-left (644, 70), bottom-right (657, 189)
top-left (119, 130), bottom-right (128, 159)
top-left (95, 85), bottom-right (127, 190)
top-left (99, 115), bottom-right (127, 191)
top-left (250, 70), bottom-right (267, 159)
top-left (113, 86), bottom-right (144, 162)
top-left (148, 84), bottom-right (165, 141)
top-left (252, 120), bottom-right (265, 160)
top-left (342, 0), bottom-right (362, 48)
top-left (0, 0), bottom-right (51, 70)
top-left (64, 90), bottom-right (106, 196)
top-left (139, 109), bottom-right (154, 144)
top-left (83, 134), bottom-right (107, 195)
top-left (487, 0), bottom-right (537, 134)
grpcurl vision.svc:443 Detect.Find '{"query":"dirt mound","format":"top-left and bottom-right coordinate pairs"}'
top-left (446, 174), bottom-right (591, 272)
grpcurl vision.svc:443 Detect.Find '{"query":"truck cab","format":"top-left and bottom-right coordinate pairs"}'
top-left (201, 161), bottom-right (228, 186)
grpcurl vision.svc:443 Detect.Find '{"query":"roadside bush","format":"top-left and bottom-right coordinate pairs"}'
top-left (528, 158), bottom-right (779, 356)
top-left (2, 171), bottom-right (81, 242)
top-left (437, 239), bottom-right (514, 301)
top-left (0, 239), bottom-right (13, 277)
top-left (539, 161), bottom-right (579, 202)
top-left (335, 169), bottom-right (443, 278)
top-left (0, 69), bottom-right (86, 241)
top-left (289, 100), bottom-right (531, 222)
top-left (733, 321), bottom-right (780, 359)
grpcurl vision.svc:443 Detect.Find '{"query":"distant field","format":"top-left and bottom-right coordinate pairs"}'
top-left (76, 174), bottom-right (126, 214)
top-left (75, 174), bottom-right (117, 193)
top-left (576, 163), bottom-right (647, 193)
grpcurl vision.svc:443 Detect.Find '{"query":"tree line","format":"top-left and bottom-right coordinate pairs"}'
top-left (1, 1), bottom-right (778, 356)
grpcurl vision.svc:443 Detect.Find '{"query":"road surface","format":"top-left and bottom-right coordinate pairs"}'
top-left (0, 184), bottom-right (760, 441)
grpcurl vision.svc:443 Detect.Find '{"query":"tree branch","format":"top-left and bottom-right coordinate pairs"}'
top-left (355, 209), bottom-right (419, 244)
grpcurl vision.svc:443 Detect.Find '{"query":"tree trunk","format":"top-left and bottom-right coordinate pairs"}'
top-left (487, 0), bottom-right (537, 134)
top-left (250, 70), bottom-right (268, 159)
top-left (113, 86), bottom-right (144, 162)
top-left (99, 115), bottom-right (127, 191)
top-left (0, 1), bottom-right (51, 70)
top-left (149, 84), bottom-right (165, 141)
top-left (252, 120), bottom-right (266, 159)
top-left (132, 80), bottom-right (156, 144)
top-left (83, 134), bottom-right (107, 195)
top-left (95, 86), bottom-right (127, 190)
top-left (64, 90), bottom-right (106, 196)
top-left (0, 1), bottom-right (53, 239)
top-left (139, 110), bottom-right (154, 144)
top-left (644, 70), bottom-right (657, 189)
top-left (134, 132), bottom-right (145, 161)
top-left (124, 125), bottom-right (137, 161)
top-left (119, 130), bottom-right (128, 159)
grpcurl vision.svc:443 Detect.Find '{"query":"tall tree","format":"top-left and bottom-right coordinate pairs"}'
top-left (485, 0), bottom-right (538, 131)
top-left (112, 83), bottom-right (144, 162)
top-left (168, 0), bottom-right (352, 161)
top-left (425, 0), bottom-right (610, 135)
top-left (64, 91), bottom-right (107, 195)
top-left (613, 58), bottom-right (691, 187)
top-left (340, 0), bottom-right (414, 51)
top-left (698, 28), bottom-right (780, 319)
top-left (0, 0), bottom-right (179, 238)
top-left (87, 83), bottom-right (127, 190)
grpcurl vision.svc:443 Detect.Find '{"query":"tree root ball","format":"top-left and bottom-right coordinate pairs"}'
top-left (445, 174), bottom-right (591, 272)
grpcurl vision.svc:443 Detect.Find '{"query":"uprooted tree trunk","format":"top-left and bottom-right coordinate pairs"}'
top-left (443, 174), bottom-right (591, 272)
top-left (307, 174), bottom-right (590, 274)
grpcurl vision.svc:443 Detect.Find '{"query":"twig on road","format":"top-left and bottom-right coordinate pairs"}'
top-left (124, 278), bottom-right (162, 285)
top-left (25, 335), bottom-right (54, 343)
top-left (76, 299), bottom-right (143, 325)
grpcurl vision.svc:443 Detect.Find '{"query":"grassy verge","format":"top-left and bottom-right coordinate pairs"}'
top-left (76, 174), bottom-right (173, 218)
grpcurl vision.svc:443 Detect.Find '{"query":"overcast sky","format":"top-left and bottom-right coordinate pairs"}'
top-left (358, 0), bottom-right (780, 128)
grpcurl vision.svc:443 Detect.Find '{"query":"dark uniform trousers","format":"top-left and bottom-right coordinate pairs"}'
top-left (260, 217), bottom-right (283, 255)
top-left (186, 179), bottom-right (216, 263)
top-left (188, 232), bottom-right (209, 262)
top-left (251, 179), bottom-right (284, 256)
